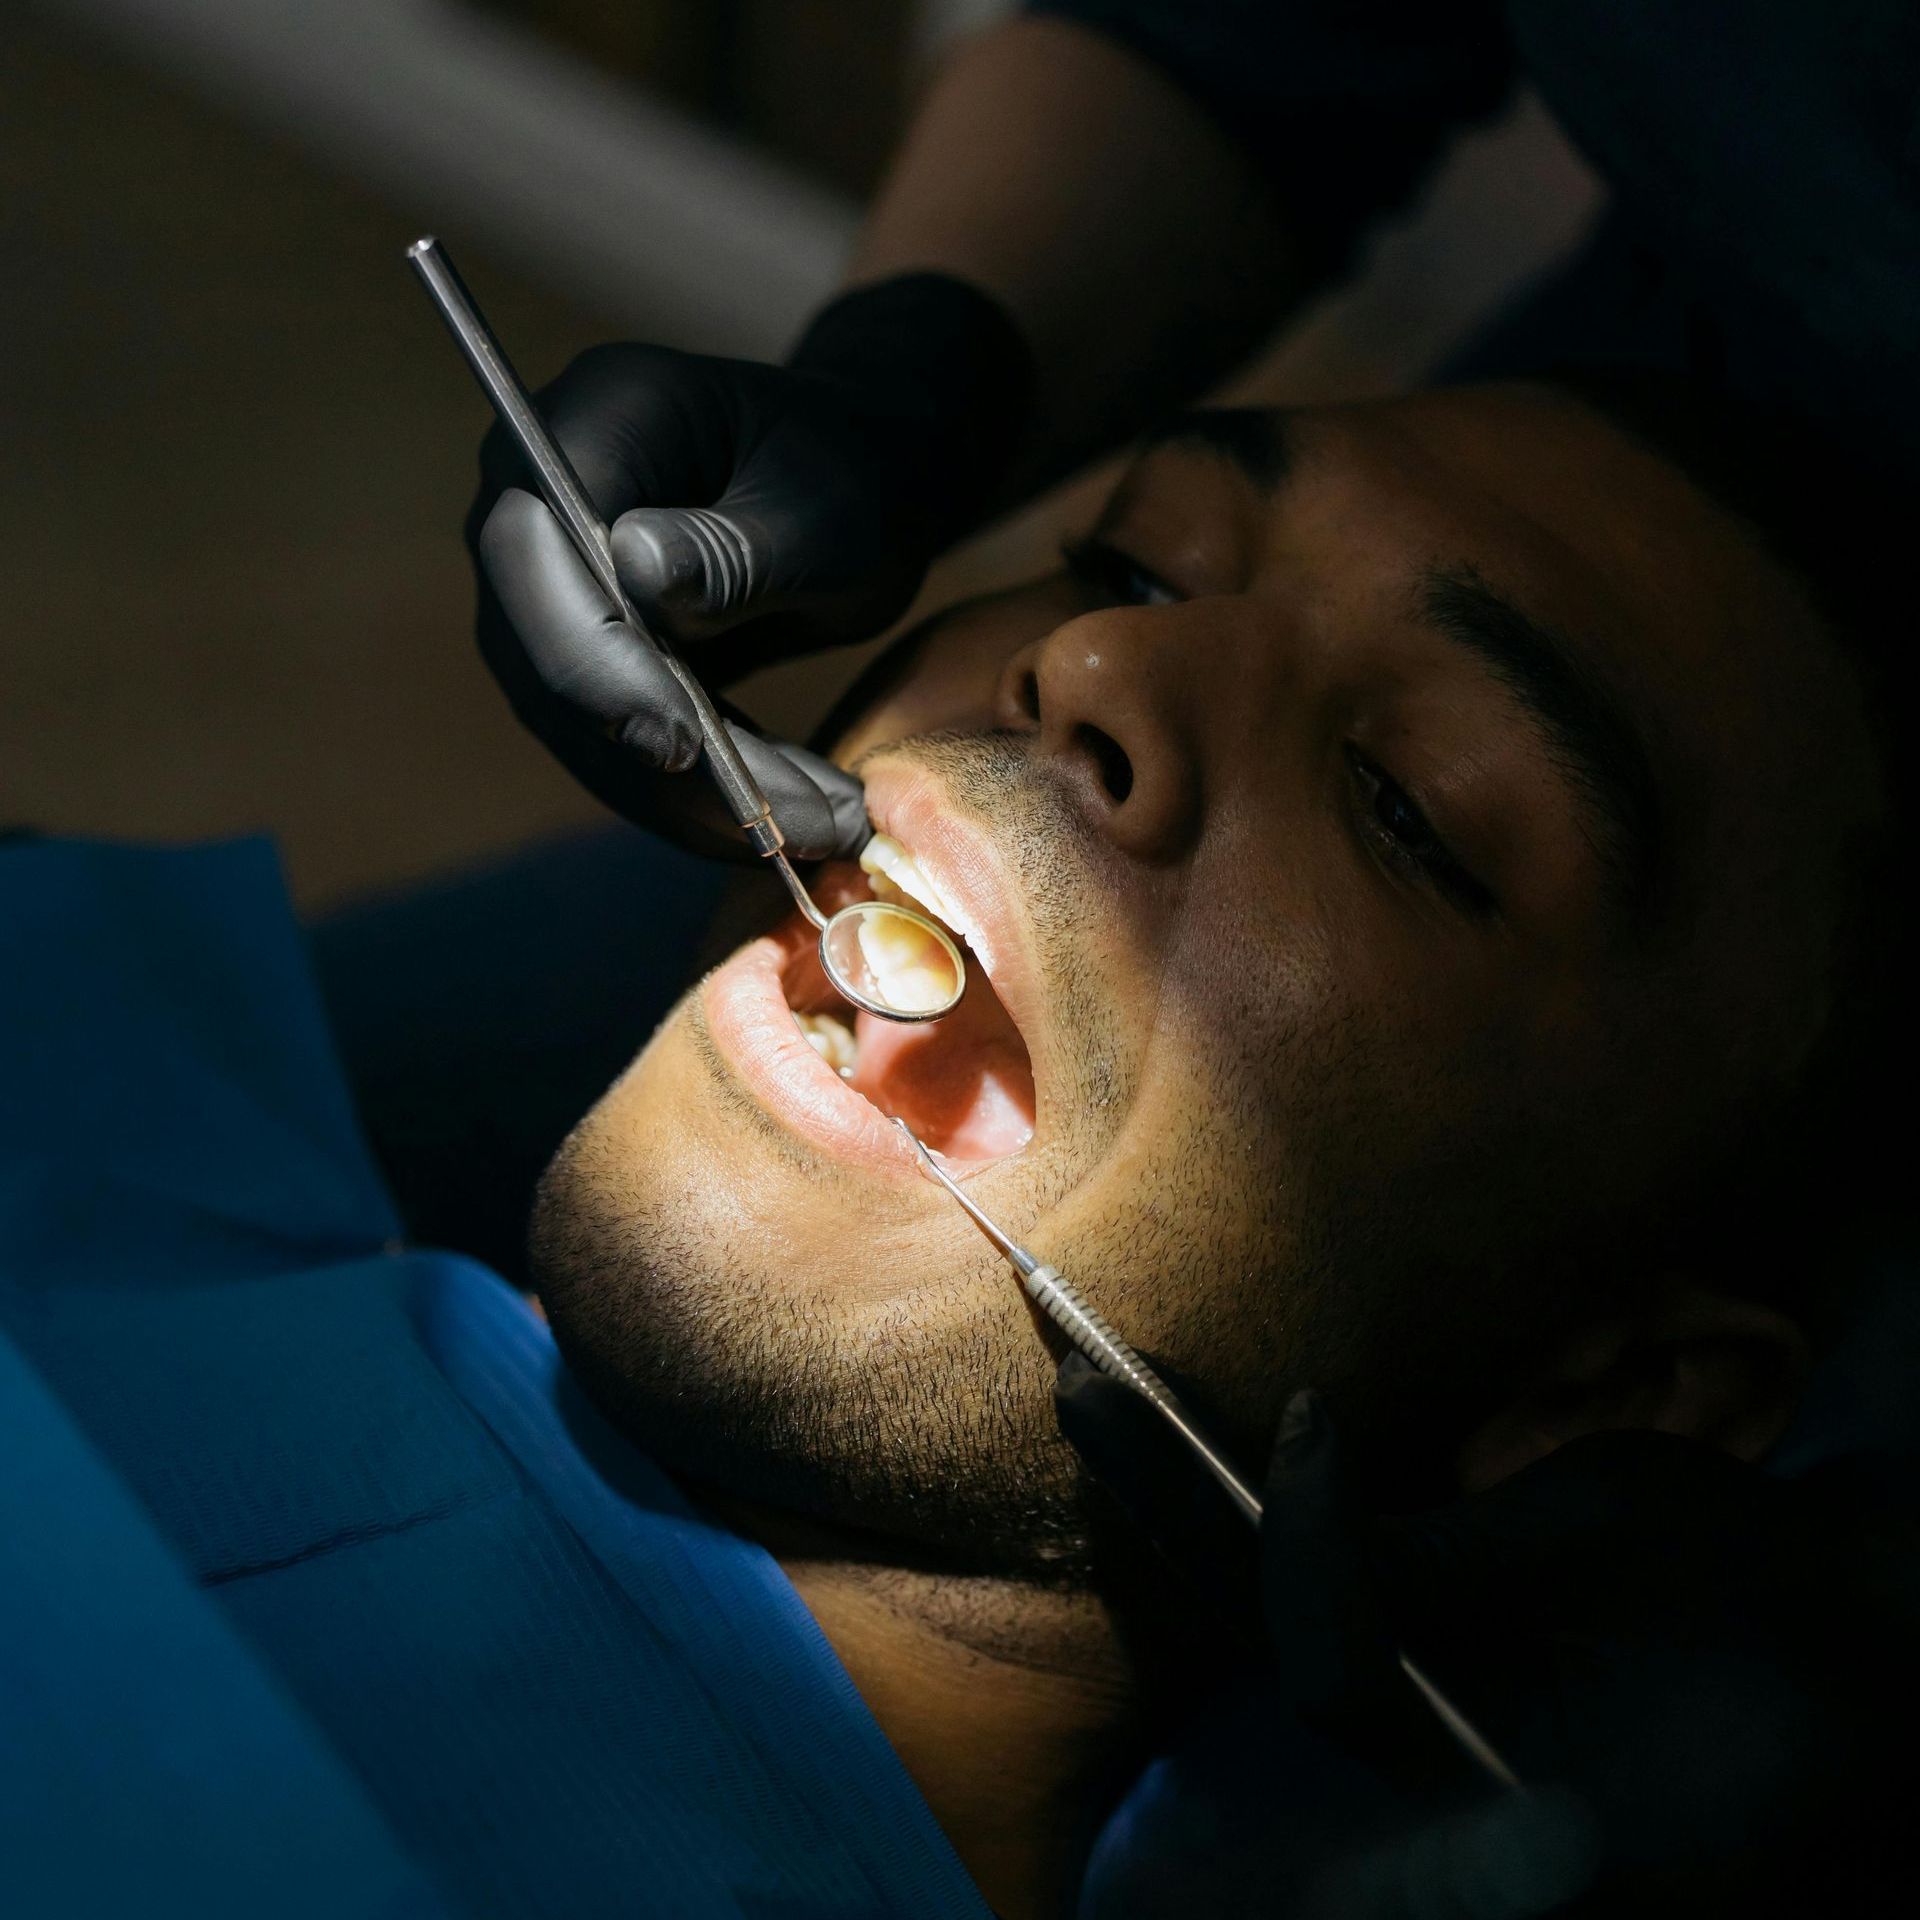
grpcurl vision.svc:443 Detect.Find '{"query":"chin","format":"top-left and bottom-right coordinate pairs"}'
top-left (527, 972), bottom-right (1090, 1577)
top-left (527, 755), bottom-right (1187, 1574)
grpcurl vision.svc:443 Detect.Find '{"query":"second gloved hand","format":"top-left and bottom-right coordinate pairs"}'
top-left (1058, 1356), bottom-right (1916, 1918)
top-left (467, 274), bottom-right (1032, 861)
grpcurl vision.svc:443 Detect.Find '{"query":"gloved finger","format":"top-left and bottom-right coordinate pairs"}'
top-left (617, 497), bottom-right (933, 654)
top-left (612, 492), bottom-right (925, 657)
top-left (1261, 1390), bottom-right (1400, 1712)
top-left (478, 489), bottom-right (702, 772)
top-left (478, 495), bottom-right (864, 858)
top-left (1298, 1785), bottom-right (1600, 1920)
top-left (612, 504), bottom-right (770, 637)
top-left (478, 343), bottom-right (725, 521)
top-left (452, 669), bottom-right (839, 864)
top-left (1370, 1429), bottom-right (1785, 1640)
top-left (717, 721), bottom-right (870, 865)
top-left (1055, 1353), bottom-right (1257, 1603)
top-left (754, 734), bottom-right (871, 863)
top-left (512, 348), bottom-right (787, 640)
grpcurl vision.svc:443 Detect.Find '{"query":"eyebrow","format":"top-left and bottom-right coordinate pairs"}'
top-left (1135, 415), bottom-right (1661, 907)
top-left (1421, 566), bottom-right (1661, 909)
top-left (1141, 409), bottom-right (1295, 492)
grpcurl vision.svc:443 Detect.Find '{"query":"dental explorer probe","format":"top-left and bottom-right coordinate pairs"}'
top-left (896, 1118), bottom-right (1522, 1792)
top-left (406, 237), bottom-right (965, 1026)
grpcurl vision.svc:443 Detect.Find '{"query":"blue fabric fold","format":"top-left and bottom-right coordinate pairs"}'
top-left (0, 1327), bottom-right (450, 1920)
top-left (0, 837), bottom-right (987, 1920)
top-left (0, 837), bottom-right (398, 1255)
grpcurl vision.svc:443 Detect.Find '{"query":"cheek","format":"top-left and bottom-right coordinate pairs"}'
top-left (556, 1011), bottom-right (856, 1302)
top-left (831, 580), bottom-right (1080, 764)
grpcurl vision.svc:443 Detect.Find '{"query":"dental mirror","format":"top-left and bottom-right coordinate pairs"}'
top-left (810, 896), bottom-right (967, 1023)
top-left (409, 236), bottom-right (965, 1024)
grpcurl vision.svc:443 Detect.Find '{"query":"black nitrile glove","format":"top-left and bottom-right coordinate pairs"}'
top-left (1058, 1355), bottom-right (1917, 1918)
top-left (466, 273), bottom-right (1032, 861)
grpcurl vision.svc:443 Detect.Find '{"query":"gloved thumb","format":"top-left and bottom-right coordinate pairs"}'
top-left (612, 503), bottom-right (770, 638)
top-left (1297, 1783), bottom-right (1600, 1920)
top-left (610, 474), bottom-right (925, 652)
top-left (1054, 1352), bottom-right (1258, 1602)
top-left (1262, 1391), bottom-right (1400, 1714)
top-left (1367, 1429), bottom-right (1784, 1643)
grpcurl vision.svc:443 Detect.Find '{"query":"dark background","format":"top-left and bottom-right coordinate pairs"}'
top-left (3, 0), bottom-right (1598, 912)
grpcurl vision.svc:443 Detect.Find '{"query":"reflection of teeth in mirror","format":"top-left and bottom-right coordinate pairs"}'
top-left (792, 1009), bottom-right (857, 1076)
top-left (854, 909), bottom-right (956, 1015)
top-left (859, 833), bottom-right (992, 971)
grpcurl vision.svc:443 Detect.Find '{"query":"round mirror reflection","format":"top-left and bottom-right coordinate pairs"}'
top-left (819, 899), bottom-right (966, 1022)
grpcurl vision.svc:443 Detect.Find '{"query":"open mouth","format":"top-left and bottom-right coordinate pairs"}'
top-left (703, 825), bottom-right (1038, 1176)
top-left (790, 841), bottom-right (1036, 1164)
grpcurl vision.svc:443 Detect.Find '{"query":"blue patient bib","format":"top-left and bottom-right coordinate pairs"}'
top-left (0, 838), bottom-right (987, 1920)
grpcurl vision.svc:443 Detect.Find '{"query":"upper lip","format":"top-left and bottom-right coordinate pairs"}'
top-left (860, 757), bottom-right (1046, 1123)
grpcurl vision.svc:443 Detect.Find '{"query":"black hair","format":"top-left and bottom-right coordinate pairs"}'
top-left (1551, 369), bottom-right (1914, 1332)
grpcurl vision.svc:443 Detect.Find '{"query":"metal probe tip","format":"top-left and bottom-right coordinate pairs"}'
top-left (895, 1120), bottom-right (1035, 1274)
top-left (893, 1131), bottom-right (1524, 1794)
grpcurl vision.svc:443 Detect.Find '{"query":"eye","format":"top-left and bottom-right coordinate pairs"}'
top-left (1345, 746), bottom-right (1495, 914)
top-left (1061, 535), bottom-right (1182, 608)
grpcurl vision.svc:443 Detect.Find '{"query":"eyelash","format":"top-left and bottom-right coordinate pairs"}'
top-left (1061, 535), bottom-right (1181, 608)
top-left (1064, 533), bottom-right (1494, 914)
top-left (1346, 747), bottom-right (1495, 913)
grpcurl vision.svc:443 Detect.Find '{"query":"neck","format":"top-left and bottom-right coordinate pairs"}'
top-left (719, 1502), bottom-right (1139, 1918)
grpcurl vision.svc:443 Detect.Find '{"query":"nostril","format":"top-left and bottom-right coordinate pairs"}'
top-left (1072, 723), bottom-right (1134, 804)
top-left (1013, 668), bottom-right (1041, 724)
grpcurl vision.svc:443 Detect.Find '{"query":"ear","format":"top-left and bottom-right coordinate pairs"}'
top-left (1455, 1285), bottom-right (1812, 1494)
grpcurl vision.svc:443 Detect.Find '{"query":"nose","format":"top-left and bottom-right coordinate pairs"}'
top-left (994, 603), bottom-right (1206, 861)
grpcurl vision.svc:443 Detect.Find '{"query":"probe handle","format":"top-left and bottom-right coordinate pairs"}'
top-left (1039, 1265), bottom-right (1524, 1788)
top-left (406, 237), bottom-right (784, 853)
top-left (1024, 1264), bottom-right (1265, 1524)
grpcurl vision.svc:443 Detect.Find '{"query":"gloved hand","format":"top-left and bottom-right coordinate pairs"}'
top-left (1058, 1355), bottom-right (1917, 1918)
top-left (466, 273), bottom-right (1032, 861)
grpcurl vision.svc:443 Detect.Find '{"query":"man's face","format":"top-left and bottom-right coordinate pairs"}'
top-left (534, 383), bottom-right (1873, 1572)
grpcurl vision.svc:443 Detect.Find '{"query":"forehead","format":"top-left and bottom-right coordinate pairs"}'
top-left (1125, 388), bottom-right (1871, 911)
top-left (1140, 389), bottom-right (1809, 726)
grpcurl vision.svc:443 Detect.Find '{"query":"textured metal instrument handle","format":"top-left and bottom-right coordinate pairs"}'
top-left (1033, 1259), bottom-right (1521, 1785)
top-left (1026, 1263), bottom-right (1264, 1523)
top-left (407, 236), bottom-right (780, 848)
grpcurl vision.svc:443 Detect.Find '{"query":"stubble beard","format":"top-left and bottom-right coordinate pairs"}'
top-left (530, 733), bottom-right (1129, 1578)
top-left (530, 1097), bottom-right (1098, 1574)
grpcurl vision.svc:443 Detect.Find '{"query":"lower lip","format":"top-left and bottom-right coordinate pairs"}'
top-left (703, 923), bottom-right (922, 1177)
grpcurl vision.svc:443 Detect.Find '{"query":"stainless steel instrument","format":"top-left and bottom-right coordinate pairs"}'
top-left (407, 236), bottom-right (965, 1025)
top-left (898, 1118), bottom-right (1522, 1791)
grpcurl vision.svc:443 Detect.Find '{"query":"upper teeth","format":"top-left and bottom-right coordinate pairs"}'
top-left (859, 833), bottom-right (962, 934)
top-left (861, 832), bottom-right (1001, 979)
top-left (853, 909), bottom-right (959, 1016)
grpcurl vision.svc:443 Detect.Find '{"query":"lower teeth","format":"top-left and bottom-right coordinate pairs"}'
top-left (794, 1009), bottom-right (858, 1076)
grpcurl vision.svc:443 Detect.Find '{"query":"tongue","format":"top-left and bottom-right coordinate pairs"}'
top-left (847, 963), bottom-right (1035, 1162)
